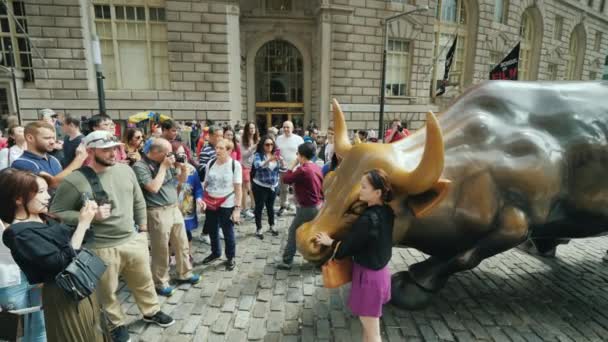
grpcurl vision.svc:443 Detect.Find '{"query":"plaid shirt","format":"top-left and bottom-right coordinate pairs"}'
top-left (252, 152), bottom-right (280, 188)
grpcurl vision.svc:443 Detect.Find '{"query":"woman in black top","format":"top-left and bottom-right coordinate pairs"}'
top-left (0, 169), bottom-right (108, 342)
top-left (316, 168), bottom-right (394, 342)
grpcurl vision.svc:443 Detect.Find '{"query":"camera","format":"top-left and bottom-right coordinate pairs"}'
top-left (175, 154), bottom-right (186, 163)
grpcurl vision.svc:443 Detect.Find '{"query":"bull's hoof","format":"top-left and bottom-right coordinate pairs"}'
top-left (390, 271), bottom-right (436, 310)
top-left (518, 239), bottom-right (568, 258)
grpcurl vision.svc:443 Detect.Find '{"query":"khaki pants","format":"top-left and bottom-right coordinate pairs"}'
top-left (92, 233), bottom-right (160, 328)
top-left (279, 174), bottom-right (290, 208)
top-left (147, 204), bottom-right (192, 288)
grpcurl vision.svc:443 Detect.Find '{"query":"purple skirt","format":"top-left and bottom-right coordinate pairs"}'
top-left (348, 262), bottom-right (391, 317)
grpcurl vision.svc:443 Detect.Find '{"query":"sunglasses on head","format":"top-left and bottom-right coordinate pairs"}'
top-left (88, 135), bottom-right (119, 145)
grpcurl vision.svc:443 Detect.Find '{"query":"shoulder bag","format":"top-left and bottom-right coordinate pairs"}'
top-left (321, 241), bottom-right (353, 288)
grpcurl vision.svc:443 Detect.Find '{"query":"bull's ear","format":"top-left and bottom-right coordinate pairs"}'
top-left (407, 179), bottom-right (451, 218)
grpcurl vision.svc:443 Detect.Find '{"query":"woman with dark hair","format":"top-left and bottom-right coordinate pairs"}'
top-left (223, 127), bottom-right (241, 162)
top-left (250, 135), bottom-right (284, 239)
top-left (123, 127), bottom-right (144, 166)
top-left (0, 125), bottom-right (25, 170)
top-left (239, 122), bottom-right (259, 218)
top-left (315, 168), bottom-right (394, 342)
top-left (0, 169), bottom-right (107, 342)
top-left (171, 140), bottom-right (203, 262)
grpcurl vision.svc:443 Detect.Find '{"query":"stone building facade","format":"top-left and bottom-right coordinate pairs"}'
top-left (0, 0), bottom-right (606, 133)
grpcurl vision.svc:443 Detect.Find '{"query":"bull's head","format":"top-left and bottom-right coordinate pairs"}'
top-left (296, 99), bottom-right (448, 262)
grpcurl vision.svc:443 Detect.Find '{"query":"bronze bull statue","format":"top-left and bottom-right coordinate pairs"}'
top-left (296, 81), bottom-right (608, 309)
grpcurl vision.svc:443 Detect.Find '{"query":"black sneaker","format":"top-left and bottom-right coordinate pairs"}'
top-left (143, 310), bottom-right (175, 328)
top-left (269, 227), bottom-right (279, 236)
top-left (202, 254), bottom-right (220, 265)
top-left (111, 325), bottom-right (131, 342)
top-left (277, 207), bottom-right (286, 217)
top-left (255, 230), bottom-right (264, 240)
top-left (226, 258), bottom-right (236, 271)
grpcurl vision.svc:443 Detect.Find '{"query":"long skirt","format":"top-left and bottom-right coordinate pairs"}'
top-left (348, 262), bottom-right (391, 318)
top-left (42, 282), bottom-right (109, 342)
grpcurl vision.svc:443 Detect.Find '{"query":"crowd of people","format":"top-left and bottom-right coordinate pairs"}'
top-left (0, 109), bottom-right (411, 342)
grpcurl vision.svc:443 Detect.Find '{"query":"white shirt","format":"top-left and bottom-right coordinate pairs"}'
top-left (204, 158), bottom-right (242, 208)
top-left (0, 222), bottom-right (22, 288)
top-left (276, 134), bottom-right (304, 166)
top-left (0, 145), bottom-right (24, 170)
top-left (324, 143), bottom-right (334, 163)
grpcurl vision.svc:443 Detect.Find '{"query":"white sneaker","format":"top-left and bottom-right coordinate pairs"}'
top-left (200, 235), bottom-right (211, 245)
top-left (244, 209), bottom-right (255, 219)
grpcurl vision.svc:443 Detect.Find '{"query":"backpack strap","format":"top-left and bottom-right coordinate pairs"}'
top-left (77, 166), bottom-right (109, 203)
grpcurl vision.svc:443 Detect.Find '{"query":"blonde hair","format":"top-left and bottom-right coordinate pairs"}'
top-left (216, 138), bottom-right (234, 151)
top-left (24, 121), bottom-right (55, 136)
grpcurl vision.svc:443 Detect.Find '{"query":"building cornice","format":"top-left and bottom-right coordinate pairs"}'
top-left (555, 0), bottom-right (608, 24)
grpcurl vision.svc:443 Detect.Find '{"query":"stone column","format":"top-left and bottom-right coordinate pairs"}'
top-left (318, 9), bottom-right (332, 132)
top-left (226, 4), bottom-right (242, 124)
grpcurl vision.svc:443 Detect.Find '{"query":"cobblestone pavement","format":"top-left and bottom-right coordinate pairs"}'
top-left (121, 210), bottom-right (608, 342)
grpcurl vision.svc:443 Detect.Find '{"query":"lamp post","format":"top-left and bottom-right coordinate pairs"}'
top-left (379, 5), bottom-right (429, 141)
top-left (91, 35), bottom-right (106, 114)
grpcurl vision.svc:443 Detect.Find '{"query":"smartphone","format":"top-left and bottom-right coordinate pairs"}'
top-left (274, 148), bottom-right (281, 159)
top-left (81, 192), bottom-right (92, 207)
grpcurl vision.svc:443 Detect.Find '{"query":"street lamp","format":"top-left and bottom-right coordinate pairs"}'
top-left (91, 35), bottom-right (106, 114)
top-left (379, 5), bottom-right (429, 141)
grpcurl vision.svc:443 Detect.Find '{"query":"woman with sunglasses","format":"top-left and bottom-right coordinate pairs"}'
top-left (250, 135), bottom-right (284, 239)
top-left (124, 128), bottom-right (144, 166)
top-left (315, 169), bottom-right (394, 342)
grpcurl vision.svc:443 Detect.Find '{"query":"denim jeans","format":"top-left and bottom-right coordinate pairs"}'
top-left (0, 273), bottom-right (46, 342)
top-left (205, 207), bottom-right (236, 259)
top-left (282, 206), bottom-right (320, 264)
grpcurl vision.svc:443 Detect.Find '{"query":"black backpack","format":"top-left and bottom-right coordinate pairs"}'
top-left (205, 158), bottom-right (235, 182)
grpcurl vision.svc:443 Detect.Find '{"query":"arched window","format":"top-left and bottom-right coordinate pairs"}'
top-left (432, 0), bottom-right (470, 94)
top-left (518, 7), bottom-right (542, 80)
top-left (566, 25), bottom-right (586, 80)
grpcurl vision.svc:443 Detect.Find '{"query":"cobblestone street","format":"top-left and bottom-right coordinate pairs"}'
top-left (121, 211), bottom-right (608, 342)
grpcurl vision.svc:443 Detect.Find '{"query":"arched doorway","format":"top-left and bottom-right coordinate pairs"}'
top-left (254, 40), bottom-right (304, 132)
top-left (519, 7), bottom-right (543, 80)
top-left (566, 24), bottom-right (586, 80)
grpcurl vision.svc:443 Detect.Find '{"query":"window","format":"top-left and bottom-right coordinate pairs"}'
top-left (93, 3), bottom-right (169, 90)
top-left (566, 25), bottom-right (586, 80)
top-left (547, 63), bottom-right (558, 80)
top-left (0, 1), bottom-right (33, 82)
top-left (433, 0), bottom-right (468, 93)
top-left (385, 39), bottom-right (412, 96)
top-left (595, 31), bottom-right (602, 51)
top-left (590, 71), bottom-right (597, 80)
top-left (494, 0), bottom-right (508, 24)
top-left (554, 16), bottom-right (563, 41)
top-left (266, 0), bottom-right (291, 12)
top-left (588, 0), bottom-right (594, 7)
top-left (601, 0), bottom-right (606, 13)
top-left (255, 40), bottom-right (303, 102)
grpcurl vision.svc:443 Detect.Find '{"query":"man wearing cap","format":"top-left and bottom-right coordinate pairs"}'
top-left (11, 121), bottom-right (86, 188)
top-left (50, 130), bottom-right (175, 342)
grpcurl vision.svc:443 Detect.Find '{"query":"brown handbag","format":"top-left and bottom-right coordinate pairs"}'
top-left (321, 241), bottom-right (353, 288)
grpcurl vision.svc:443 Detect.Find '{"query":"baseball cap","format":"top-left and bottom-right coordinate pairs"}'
top-left (40, 108), bottom-right (57, 118)
top-left (83, 131), bottom-right (123, 149)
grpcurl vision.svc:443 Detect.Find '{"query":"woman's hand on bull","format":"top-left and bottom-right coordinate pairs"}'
top-left (315, 232), bottom-right (334, 246)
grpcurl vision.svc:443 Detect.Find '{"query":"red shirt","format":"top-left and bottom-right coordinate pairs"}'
top-left (282, 162), bottom-right (324, 207)
top-left (384, 128), bottom-right (410, 143)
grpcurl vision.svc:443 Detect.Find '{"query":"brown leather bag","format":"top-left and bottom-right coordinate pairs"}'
top-left (321, 241), bottom-right (353, 288)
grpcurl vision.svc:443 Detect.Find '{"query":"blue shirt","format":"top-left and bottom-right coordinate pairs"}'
top-left (11, 150), bottom-right (63, 176)
top-left (252, 152), bottom-right (281, 189)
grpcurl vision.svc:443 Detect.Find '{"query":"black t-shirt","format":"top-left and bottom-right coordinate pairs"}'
top-left (333, 204), bottom-right (395, 270)
top-left (62, 134), bottom-right (83, 167)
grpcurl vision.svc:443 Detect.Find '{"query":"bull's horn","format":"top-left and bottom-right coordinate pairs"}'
top-left (391, 111), bottom-right (444, 195)
top-left (332, 98), bottom-right (351, 157)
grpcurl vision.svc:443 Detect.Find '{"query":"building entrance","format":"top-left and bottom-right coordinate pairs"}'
top-left (254, 40), bottom-right (304, 132)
